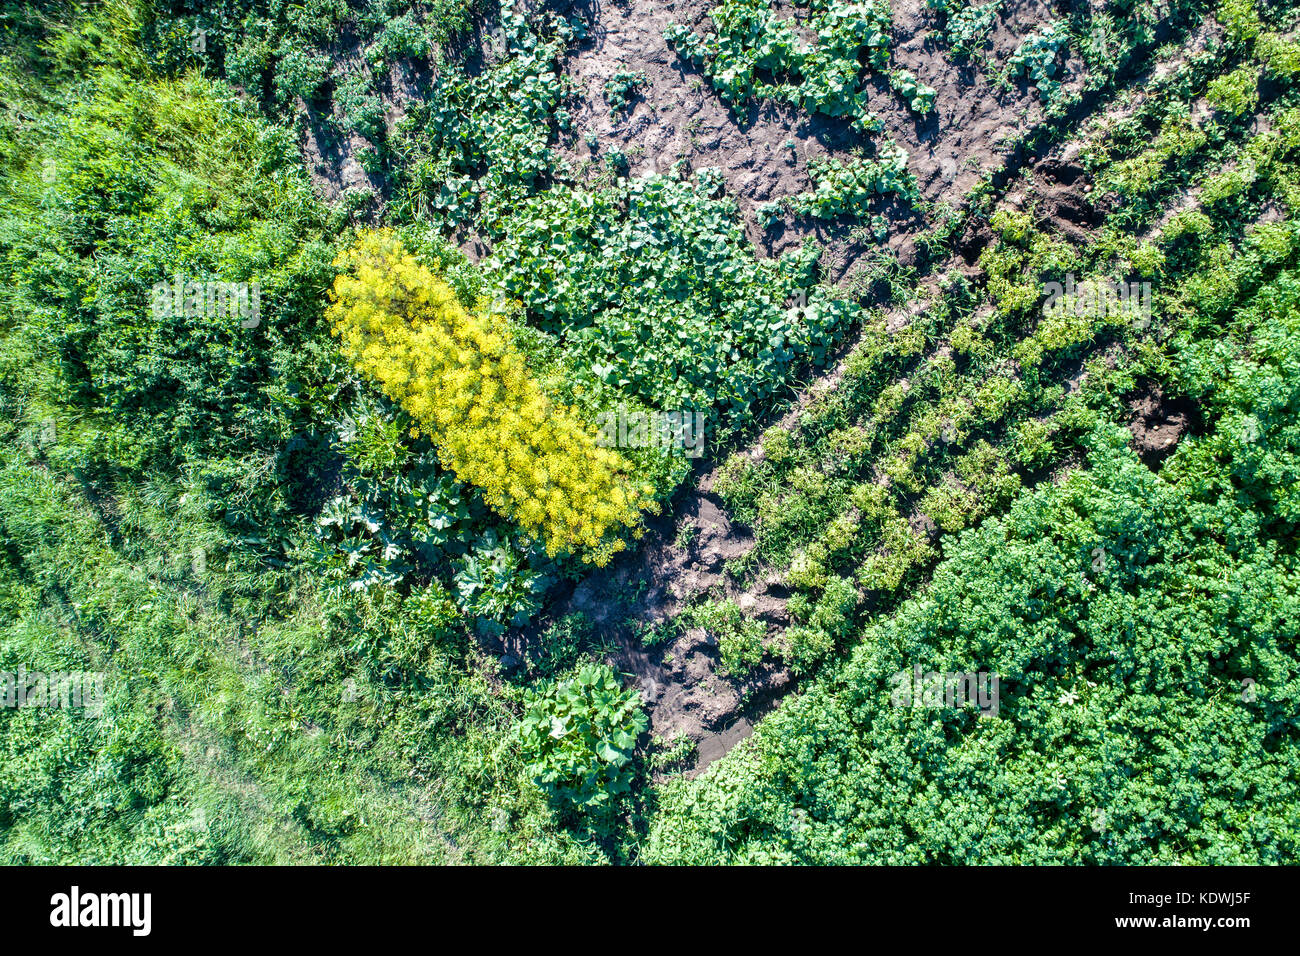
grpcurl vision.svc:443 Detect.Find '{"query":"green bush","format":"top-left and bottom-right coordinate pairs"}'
top-left (1005, 20), bottom-right (1070, 104)
top-left (603, 70), bottom-right (649, 116)
top-left (687, 599), bottom-right (767, 676)
top-left (941, 0), bottom-right (1003, 58)
top-left (334, 70), bottom-right (386, 140)
top-left (518, 664), bottom-right (648, 810)
top-left (1206, 65), bottom-right (1259, 116)
top-left (274, 46), bottom-right (331, 101)
top-left (664, 0), bottom-right (895, 129)
top-left (790, 142), bottom-right (921, 221)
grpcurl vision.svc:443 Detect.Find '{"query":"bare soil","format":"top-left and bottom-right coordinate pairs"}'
top-left (1128, 384), bottom-right (1199, 468)
top-left (551, 0), bottom-right (1065, 274)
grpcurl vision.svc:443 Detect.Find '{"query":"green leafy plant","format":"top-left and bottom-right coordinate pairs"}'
top-left (1206, 64), bottom-right (1259, 116)
top-left (943, 0), bottom-right (1003, 59)
top-left (686, 599), bottom-right (766, 675)
top-left (603, 70), bottom-right (649, 116)
top-left (889, 69), bottom-right (936, 115)
top-left (519, 663), bottom-right (648, 810)
top-left (334, 69), bottom-right (386, 141)
top-left (789, 142), bottom-right (920, 221)
top-left (274, 46), bottom-right (331, 101)
top-left (664, 0), bottom-right (898, 129)
top-left (488, 169), bottom-right (858, 432)
top-left (1005, 20), bottom-right (1070, 104)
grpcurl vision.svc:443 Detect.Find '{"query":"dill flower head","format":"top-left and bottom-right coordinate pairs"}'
top-left (328, 229), bottom-right (647, 561)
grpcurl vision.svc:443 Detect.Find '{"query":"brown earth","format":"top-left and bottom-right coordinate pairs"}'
top-left (1128, 384), bottom-right (1198, 468)
top-left (552, 0), bottom-right (1066, 275)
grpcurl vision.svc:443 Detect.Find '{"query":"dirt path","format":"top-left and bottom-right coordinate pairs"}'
top-left (495, 465), bottom-right (790, 767)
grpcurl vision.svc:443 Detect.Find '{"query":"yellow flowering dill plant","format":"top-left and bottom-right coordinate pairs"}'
top-left (328, 229), bottom-right (651, 564)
